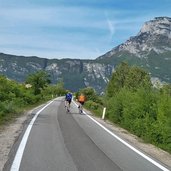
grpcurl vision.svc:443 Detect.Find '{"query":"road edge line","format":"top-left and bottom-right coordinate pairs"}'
top-left (72, 101), bottom-right (170, 171)
top-left (10, 100), bottom-right (54, 171)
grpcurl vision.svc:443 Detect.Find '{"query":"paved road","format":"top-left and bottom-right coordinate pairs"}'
top-left (5, 97), bottom-right (170, 171)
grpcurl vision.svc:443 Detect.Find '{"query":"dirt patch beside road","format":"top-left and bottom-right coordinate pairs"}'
top-left (0, 110), bottom-right (32, 171)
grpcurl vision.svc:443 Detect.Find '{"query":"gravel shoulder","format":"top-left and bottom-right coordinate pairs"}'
top-left (0, 110), bottom-right (33, 171)
top-left (0, 106), bottom-right (171, 171)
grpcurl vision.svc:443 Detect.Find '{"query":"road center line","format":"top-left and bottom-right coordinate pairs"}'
top-left (73, 101), bottom-right (169, 171)
top-left (10, 100), bottom-right (54, 171)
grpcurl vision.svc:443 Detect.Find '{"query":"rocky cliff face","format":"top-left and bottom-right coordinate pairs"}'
top-left (123, 17), bottom-right (171, 56)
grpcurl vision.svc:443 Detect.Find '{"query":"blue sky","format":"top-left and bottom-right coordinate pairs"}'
top-left (0, 0), bottom-right (171, 59)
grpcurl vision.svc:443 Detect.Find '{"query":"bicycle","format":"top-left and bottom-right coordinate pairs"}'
top-left (78, 102), bottom-right (83, 114)
top-left (65, 100), bottom-right (70, 113)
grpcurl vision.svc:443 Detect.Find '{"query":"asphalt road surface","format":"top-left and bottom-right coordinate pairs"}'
top-left (4, 97), bottom-right (170, 171)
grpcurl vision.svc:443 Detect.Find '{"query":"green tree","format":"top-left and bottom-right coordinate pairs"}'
top-left (125, 66), bottom-right (152, 91)
top-left (55, 81), bottom-right (66, 96)
top-left (105, 63), bottom-right (171, 152)
top-left (26, 71), bottom-right (51, 95)
top-left (42, 81), bottom-right (66, 98)
top-left (106, 62), bottom-right (151, 97)
top-left (160, 84), bottom-right (171, 96)
top-left (78, 87), bottom-right (98, 102)
top-left (107, 62), bottom-right (130, 97)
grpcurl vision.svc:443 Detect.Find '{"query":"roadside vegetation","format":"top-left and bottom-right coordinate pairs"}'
top-left (105, 62), bottom-right (171, 153)
top-left (1, 63), bottom-right (171, 153)
top-left (0, 71), bottom-right (66, 125)
top-left (78, 62), bottom-right (171, 153)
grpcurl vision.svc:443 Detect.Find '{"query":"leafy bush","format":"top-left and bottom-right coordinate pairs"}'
top-left (0, 73), bottom-right (53, 125)
top-left (0, 72), bottom-right (69, 126)
top-left (85, 100), bottom-right (103, 117)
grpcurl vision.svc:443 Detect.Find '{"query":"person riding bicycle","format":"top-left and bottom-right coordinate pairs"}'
top-left (65, 92), bottom-right (72, 109)
top-left (78, 93), bottom-right (86, 113)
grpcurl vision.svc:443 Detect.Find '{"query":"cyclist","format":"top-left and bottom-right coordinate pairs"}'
top-left (65, 92), bottom-right (72, 112)
top-left (78, 93), bottom-right (86, 113)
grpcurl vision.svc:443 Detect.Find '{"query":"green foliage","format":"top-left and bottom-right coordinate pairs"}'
top-left (107, 62), bottom-right (130, 97)
top-left (125, 66), bottom-right (152, 91)
top-left (42, 81), bottom-right (67, 99)
top-left (0, 75), bottom-right (24, 124)
top-left (154, 93), bottom-right (171, 146)
top-left (76, 87), bottom-right (93, 100)
top-left (0, 73), bottom-right (63, 125)
top-left (105, 63), bottom-right (171, 153)
top-left (26, 71), bottom-right (51, 95)
top-left (107, 62), bottom-right (151, 97)
top-left (85, 100), bottom-right (103, 117)
top-left (107, 91), bottom-right (124, 123)
top-left (160, 84), bottom-right (171, 95)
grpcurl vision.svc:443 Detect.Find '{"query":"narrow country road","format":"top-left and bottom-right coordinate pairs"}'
top-left (4, 97), bottom-right (170, 171)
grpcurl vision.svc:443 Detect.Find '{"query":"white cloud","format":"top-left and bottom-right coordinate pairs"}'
top-left (104, 11), bottom-right (116, 38)
top-left (106, 18), bottom-right (115, 36)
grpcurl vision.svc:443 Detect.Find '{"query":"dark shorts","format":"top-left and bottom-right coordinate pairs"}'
top-left (79, 101), bottom-right (84, 105)
top-left (66, 99), bottom-right (71, 104)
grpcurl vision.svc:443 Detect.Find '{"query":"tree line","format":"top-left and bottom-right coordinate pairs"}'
top-left (0, 71), bottom-right (66, 125)
top-left (105, 62), bottom-right (171, 153)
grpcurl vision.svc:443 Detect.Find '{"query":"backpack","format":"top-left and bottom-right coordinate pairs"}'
top-left (66, 93), bottom-right (72, 101)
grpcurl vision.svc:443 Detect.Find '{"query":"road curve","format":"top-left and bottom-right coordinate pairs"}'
top-left (4, 97), bottom-right (170, 171)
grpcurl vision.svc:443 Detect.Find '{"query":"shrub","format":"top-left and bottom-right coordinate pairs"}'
top-left (85, 100), bottom-right (103, 117)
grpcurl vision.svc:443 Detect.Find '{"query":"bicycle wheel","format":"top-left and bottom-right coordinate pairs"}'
top-left (65, 102), bottom-right (70, 113)
top-left (79, 104), bottom-right (83, 114)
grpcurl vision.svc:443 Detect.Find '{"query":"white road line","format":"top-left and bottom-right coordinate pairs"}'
top-left (10, 100), bottom-right (54, 171)
top-left (73, 101), bottom-right (170, 171)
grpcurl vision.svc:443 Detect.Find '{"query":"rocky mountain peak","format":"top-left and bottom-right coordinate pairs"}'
top-left (138, 17), bottom-right (171, 38)
top-left (96, 17), bottom-right (171, 85)
top-left (103, 17), bottom-right (171, 59)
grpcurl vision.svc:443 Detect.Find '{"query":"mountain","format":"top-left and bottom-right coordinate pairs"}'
top-left (0, 17), bottom-right (171, 92)
top-left (0, 53), bottom-right (113, 92)
top-left (97, 17), bottom-right (171, 83)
